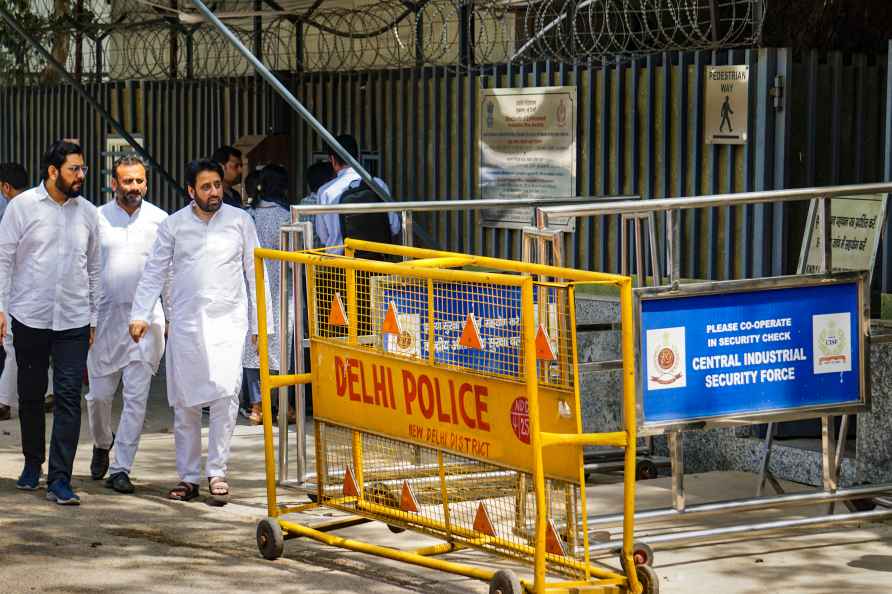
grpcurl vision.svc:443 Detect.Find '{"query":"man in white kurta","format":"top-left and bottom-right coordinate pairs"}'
top-left (130, 159), bottom-right (268, 503)
top-left (86, 157), bottom-right (167, 493)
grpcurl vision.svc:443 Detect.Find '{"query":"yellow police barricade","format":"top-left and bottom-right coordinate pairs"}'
top-left (252, 238), bottom-right (654, 594)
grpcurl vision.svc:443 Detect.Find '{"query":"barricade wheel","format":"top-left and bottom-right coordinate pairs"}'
top-left (620, 542), bottom-right (655, 573)
top-left (636, 460), bottom-right (659, 481)
top-left (488, 569), bottom-right (522, 594)
top-left (632, 542), bottom-right (654, 567)
top-left (635, 565), bottom-right (660, 594)
top-left (367, 482), bottom-right (407, 534)
top-left (257, 518), bottom-right (285, 560)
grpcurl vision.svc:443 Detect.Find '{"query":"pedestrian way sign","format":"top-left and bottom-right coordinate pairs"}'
top-left (704, 65), bottom-right (749, 145)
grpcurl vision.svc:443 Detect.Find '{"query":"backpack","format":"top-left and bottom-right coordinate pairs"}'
top-left (338, 182), bottom-right (395, 260)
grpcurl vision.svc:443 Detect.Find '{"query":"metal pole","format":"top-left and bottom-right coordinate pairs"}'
top-left (620, 215), bottom-right (629, 276)
top-left (294, 221), bottom-right (312, 483)
top-left (586, 482), bottom-right (892, 526)
top-left (188, 1), bottom-right (379, 200)
top-left (277, 228), bottom-right (290, 484)
top-left (756, 422), bottom-right (783, 496)
top-left (647, 213), bottom-right (661, 285)
top-left (0, 5), bottom-right (186, 200)
top-left (829, 413), bottom-right (850, 514)
top-left (634, 217), bottom-right (645, 286)
top-left (666, 209), bottom-right (680, 286)
top-left (402, 211), bottom-right (414, 248)
top-left (539, 182), bottom-right (892, 218)
top-left (588, 508), bottom-right (892, 554)
top-left (188, 0), bottom-right (439, 247)
top-left (819, 197), bottom-right (833, 272)
top-left (668, 430), bottom-right (685, 511)
top-left (822, 415), bottom-right (839, 500)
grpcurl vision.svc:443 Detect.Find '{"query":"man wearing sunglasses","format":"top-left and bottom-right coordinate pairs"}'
top-left (0, 139), bottom-right (101, 505)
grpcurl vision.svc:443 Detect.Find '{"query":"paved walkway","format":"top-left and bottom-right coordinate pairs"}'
top-left (0, 375), bottom-right (890, 593)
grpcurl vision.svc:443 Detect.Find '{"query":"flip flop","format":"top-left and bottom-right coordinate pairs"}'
top-left (168, 481), bottom-right (199, 502)
top-left (207, 476), bottom-right (230, 506)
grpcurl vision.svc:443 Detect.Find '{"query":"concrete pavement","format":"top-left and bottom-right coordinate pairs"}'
top-left (1, 374), bottom-right (891, 593)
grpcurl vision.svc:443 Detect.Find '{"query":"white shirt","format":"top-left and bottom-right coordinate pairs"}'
top-left (87, 200), bottom-right (168, 377)
top-left (316, 167), bottom-right (400, 253)
top-left (130, 203), bottom-right (270, 408)
top-left (0, 182), bottom-right (101, 331)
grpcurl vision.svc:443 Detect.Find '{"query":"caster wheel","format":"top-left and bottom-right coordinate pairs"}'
top-left (635, 565), bottom-right (660, 594)
top-left (636, 459), bottom-right (659, 481)
top-left (367, 482), bottom-right (407, 534)
top-left (489, 569), bottom-right (523, 594)
top-left (256, 518), bottom-right (285, 560)
top-left (620, 541), bottom-right (654, 573)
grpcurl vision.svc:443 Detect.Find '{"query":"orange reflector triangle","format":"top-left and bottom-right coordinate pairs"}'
top-left (399, 481), bottom-right (420, 513)
top-left (473, 502), bottom-right (496, 537)
top-left (459, 312), bottom-right (484, 350)
top-left (382, 300), bottom-right (402, 335)
top-left (545, 519), bottom-right (566, 556)
top-left (343, 466), bottom-right (359, 498)
top-left (328, 292), bottom-right (348, 327)
top-left (535, 324), bottom-right (557, 361)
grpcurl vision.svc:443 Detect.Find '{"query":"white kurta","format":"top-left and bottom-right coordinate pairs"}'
top-left (130, 203), bottom-right (270, 408)
top-left (88, 201), bottom-right (168, 378)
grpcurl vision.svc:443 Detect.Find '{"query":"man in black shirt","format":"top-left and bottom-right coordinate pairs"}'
top-left (211, 145), bottom-right (243, 208)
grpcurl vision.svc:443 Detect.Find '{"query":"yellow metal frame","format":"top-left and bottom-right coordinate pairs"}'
top-left (253, 239), bottom-right (642, 594)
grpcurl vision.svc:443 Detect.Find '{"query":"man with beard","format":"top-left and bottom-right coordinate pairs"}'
top-left (211, 145), bottom-right (244, 208)
top-left (129, 159), bottom-right (269, 504)
top-left (85, 156), bottom-right (168, 493)
top-left (0, 140), bottom-right (101, 504)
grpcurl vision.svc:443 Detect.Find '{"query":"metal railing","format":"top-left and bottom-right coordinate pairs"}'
top-left (291, 195), bottom-right (635, 248)
top-left (530, 181), bottom-right (892, 555)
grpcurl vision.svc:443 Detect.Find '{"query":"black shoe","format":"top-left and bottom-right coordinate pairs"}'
top-left (90, 446), bottom-right (110, 480)
top-left (105, 472), bottom-right (135, 494)
top-left (0, 404), bottom-right (10, 421)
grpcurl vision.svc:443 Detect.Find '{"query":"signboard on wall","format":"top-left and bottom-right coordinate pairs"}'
top-left (479, 86), bottom-right (576, 198)
top-left (636, 274), bottom-right (867, 432)
top-left (704, 65), bottom-right (749, 145)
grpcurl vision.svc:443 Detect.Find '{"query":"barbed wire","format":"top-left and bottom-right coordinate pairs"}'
top-left (1, 1), bottom-right (764, 82)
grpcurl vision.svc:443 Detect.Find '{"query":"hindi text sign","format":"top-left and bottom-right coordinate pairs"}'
top-left (479, 86), bottom-right (576, 198)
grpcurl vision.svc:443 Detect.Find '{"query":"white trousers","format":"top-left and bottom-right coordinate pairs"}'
top-left (0, 331), bottom-right (52, 408)
top-left (174, 396), bottom-right (239, 484)
top-left (86, 360), bottom-right (154, 475)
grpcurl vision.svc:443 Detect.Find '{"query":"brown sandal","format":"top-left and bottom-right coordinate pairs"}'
top-left (207, 476), bottom-right (230, 506)
top-left (168, 481), bottom-right (199, 501)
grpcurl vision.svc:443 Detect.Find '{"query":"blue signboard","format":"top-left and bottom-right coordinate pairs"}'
top-left (638, 280), bottom-right (864, 427)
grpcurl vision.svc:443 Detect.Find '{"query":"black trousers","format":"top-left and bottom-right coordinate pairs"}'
top-left (13, 318), bottom-right (89, 485)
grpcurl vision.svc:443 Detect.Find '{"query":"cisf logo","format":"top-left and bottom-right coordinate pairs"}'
top-left (813, 312), bottom-right (852, 374)
top-left (646, 327), bottom-right (687, 391)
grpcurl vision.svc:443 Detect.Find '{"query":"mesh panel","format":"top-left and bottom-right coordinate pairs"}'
top-left (317, 421), bottom-right (587, 577)
top-left (309, 258), bottom-right (575, 392)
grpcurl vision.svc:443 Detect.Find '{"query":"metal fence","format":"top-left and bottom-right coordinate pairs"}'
top-left (0, 46), bottom-right (889, 287)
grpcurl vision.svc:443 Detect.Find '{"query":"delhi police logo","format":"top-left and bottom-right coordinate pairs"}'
top-left (652, 333), bottom-right (682, 385)
top-left (813, 313), bottom-right (852, 374)
top-left (397, 329), bottom-right (414, 351)
top-left (646, 326), bottom-right (687, 391)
